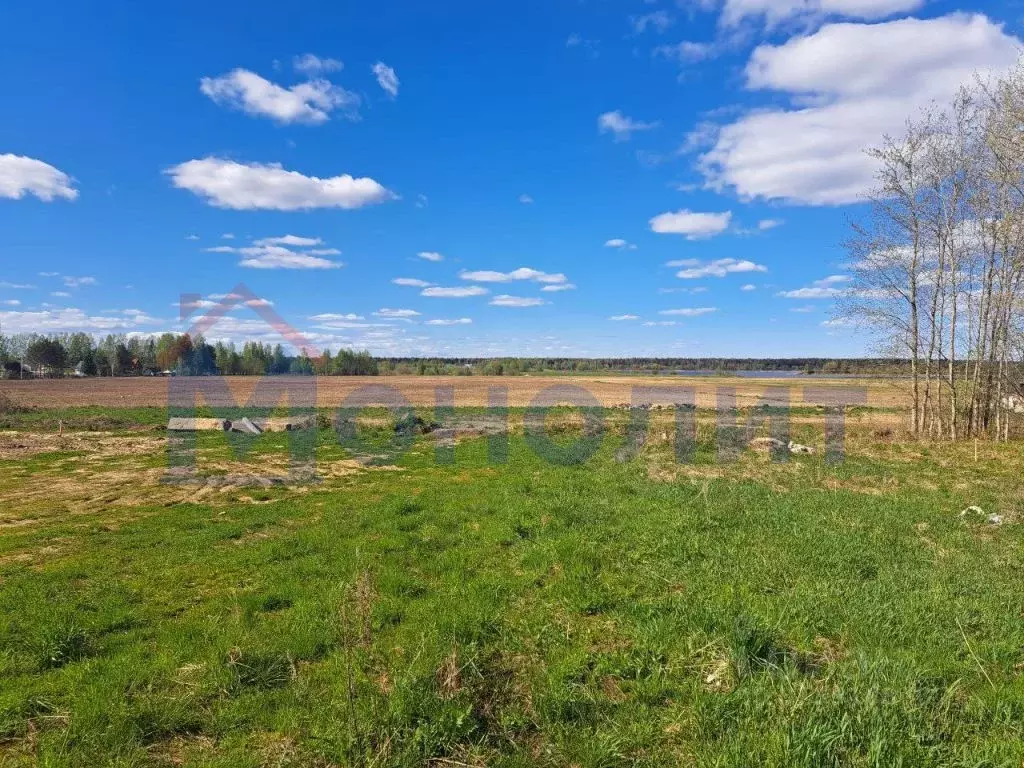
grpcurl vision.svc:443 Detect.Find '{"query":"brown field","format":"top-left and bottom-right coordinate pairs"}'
top-left (0, 374), bottom-right (909, 409)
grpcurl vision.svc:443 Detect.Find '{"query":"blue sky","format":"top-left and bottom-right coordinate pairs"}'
top-left (0, 0), bottom-right (1021, 357)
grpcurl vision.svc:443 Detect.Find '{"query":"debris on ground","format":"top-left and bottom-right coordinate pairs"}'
top-left (253, 416), bottom-right (317, 432)
top-left (167, 418), bottom-right (230, 432)
top-left (749, 437), bottom-right (787, 452)
top-left (167, 416), bottom-right (315, 432)
top-left (231, 417), bottom-right (263, 435)
top-left (788, 441), bottom-right (815, 455)
top-left (393, 414), bottom-right (439, 436)
top-left (959, 505), bottom-right (985, 517)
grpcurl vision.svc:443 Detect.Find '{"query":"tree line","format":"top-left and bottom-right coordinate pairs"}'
top-left (0, 333), bottom-right (378, 377)
top-left (841, 61), bottom-right (1024, 439)
top-left (0, 332), bottom-right (911, 379)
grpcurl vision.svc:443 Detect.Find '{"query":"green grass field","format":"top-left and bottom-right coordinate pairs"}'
top-left (1, 407), bottom-right (1023, 766)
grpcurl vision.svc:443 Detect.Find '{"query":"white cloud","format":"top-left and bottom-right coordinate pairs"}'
top-left (740, 284), bottom-right (757, 291)
top-left (650, 209), bottom-right (732, 239)
top-left (308, 248), bottom-right (341, 256)
top-left (758, 219), bottom-right (784, 230)
top-left (720, 0), bottom-right (923, 27)
top-left (293, 54), bottom-right (343, 75)
top-left (541, 283), bottom-right (576, 292)
top-left (2, 300), bottom-right (21, 306)
top-left (0, 155), bottom-right (78, 202)
top-left (393, 278), bottom-right (433, 287)
top-left (0, 307), bottom-right (159, 334)
top-left (372, 62), bottom-right (400, 97)
top-left (598, 110), bottom-right (660, 142)
top-left (375, 308), bottom-right (420, 318)
top-left (199, 68), bottom-right (359, 124)
top-left (310, 313), bottom-right (364, 321)
top-left (426, 318), bottom-right (472, 326)
top-left (221, 233), bottom-right (235, 240)
top-left (167, 157), bottom-right (394, 211)
top-left (185, 234), bottom-right (200, 241)
top-left (0, 281), bottom-right (35, 289)
top-left (62, 276), bottom-right (97, 288)
top-left (254, 234), bottom-right (323, 247)
top-left (417, 251), bottom-right (444, 262)
top-left (632, 10), bottom-right (675, 33)
top-left (777, 274), bottom-right (851, 298)
top-left (208, 242), bottom-right (343, 269)
top-left (459, 267), bottom-right (567, 284)
top-left (670, 258), bottom-right (768, 279)
top-left (653, 41), bottom-right (716, 63)
top-left (791, 306), bottom-right (816, 313)
top-left (238, 248), bottom-right (341, 270)
top-left (643, 321), bottom-right (678, 327)
top-left (610, 314), bottom-right (640, 321)
top-left (422, 286), bottom-right (489, 298)
top-left (490, 295), bottom-right (546, 307)
top-left (51, 291), bottom-right (71, 298)
top-left (604, 238), bottom-right (637, 250)
top-left (700, 14), bottom-right (1022, 205)
top-left (659, 307), bottom-right (718, 316)
top-left (519, 194), bottom-right (534, 204)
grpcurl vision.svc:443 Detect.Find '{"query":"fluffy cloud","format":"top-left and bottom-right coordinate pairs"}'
top-left (0, 281), bottom-right (35, 289)
top-left (604, 238), bottom-right (637, 250)
top-left (426, 318), bottom-right (472, 325)
top-left (372, 62), bottom-right (400, 97)
top-left (167, 158), bottom-right (393, 211)
top-left (310, 313), bottom-right (364, 321)
top-left (740, 284), bottom-right (757, 291)
top-left (421, 286), bottom-right (489, 298)
top-left (649, 209), bottom-right (732, 239)
top-left (659, 307), bottom-right (718, 316)
top-left (720, 0), bottom-right (923, 27)
top-left (777, 274), bottom-right (851, 298)
top-left (255, 234), bottom-right (323, 247)
top-left (541, 284), bottom-right (576, 292)
top-left (490, 295), bottom-right (546, 307)
top-left (374, 308), bottom-right (420, 318)
top-left (669, 258), bottom-right (767, 279)
top-left (700, 14), bottom-right (1022, 205)
top-left (610, 314), bottom-right (640, 321)
top-left (293, 54), bottom-right (343, 75)
top-left (598, 110), bottom-right (660, 141)
top-left (0, 307), bottom-right (159, 334)
top-left (207, 237), bottom-right (343, 269)
top-left (393, 278), bottom-right (432, 287)
top-left (238, 247), bottom-right (341, 270)
top-left (519, 194), bottom-right (534, 204)
top-left (459, 267), bottom-right (567, 284)
top-left (758, 219), bottom-right (784, 230)
top-left (200, 69), bottom-right (359, 124)
top-left (417, 251), bottom-right (444, 262)
top-left (62, 276), bottom-right (98, 288)
top-left (0, 154), bottom-right (78, 202)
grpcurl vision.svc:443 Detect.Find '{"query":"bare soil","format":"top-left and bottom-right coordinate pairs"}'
top-left (0, 375), bottom-right (908, 409)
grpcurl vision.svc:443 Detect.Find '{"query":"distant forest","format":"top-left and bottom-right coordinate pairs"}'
top-left (0, 331), bottom-right (909, 378)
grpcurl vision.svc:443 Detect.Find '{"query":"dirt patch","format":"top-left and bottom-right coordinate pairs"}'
top-left (0, 430), bottom-right (164, 460)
